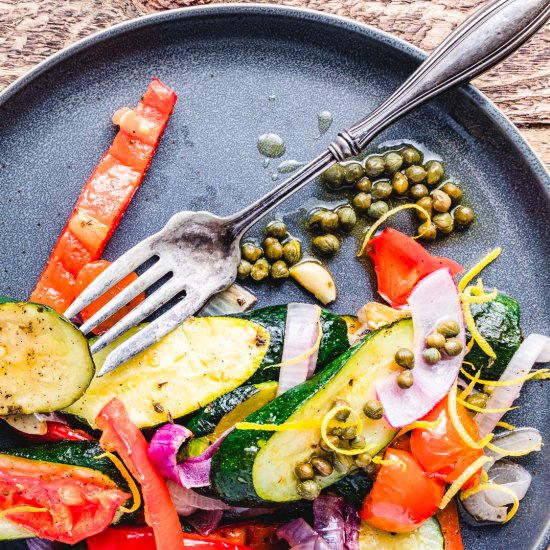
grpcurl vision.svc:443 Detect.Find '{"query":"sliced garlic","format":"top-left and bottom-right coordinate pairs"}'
top-left (289, 261), bottom-right (336, 305)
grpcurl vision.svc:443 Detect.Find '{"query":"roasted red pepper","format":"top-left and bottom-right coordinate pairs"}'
top-left (20, 421), bottom-right (94, 443)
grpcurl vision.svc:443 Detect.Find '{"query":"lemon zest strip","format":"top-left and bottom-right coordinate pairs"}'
top-left (236, 419), bottom-right (323, 431)
top-left (95, 452), bottom-right (141, 514)
top-left (357, 203), bottom-right (431, 257)
top-left (462, 295), bottom-right (496, 359)
top-left (460, 483), bottom-right (519, 523)
top-left (372, 456), bottom-right (406, 471)
top-left (480, 470), bottom-right (489, 484)
top-left (460, 286), bottom-right (498, 305)
top-left (496, 421), bottom-right (516, 431)
top-left (0, 506), bottom-right (47, 519)
top-left (459, 368), bottom-right (482, 400)
top-left (395, 418), bottom-right (442, 439)
top-left (460, 367), bottom-right (550, 387)
top-left (485, 440), bottom-right (543, 457)
top-left (457, 397), bottom-right (517, 414)
top-left (466, 339), bottom-right (474, 352)
top-left (458, 248), bottom-right (502, 293)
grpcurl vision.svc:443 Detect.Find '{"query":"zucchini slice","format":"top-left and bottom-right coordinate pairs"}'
top-left (65, 317), bottom-right (270, 428)
top-left (0, 301), bottom-right (94, 414)
top-left (211, 319), bottom-right (412, 506)
top-left (358, 517), bottom-right (444, 549)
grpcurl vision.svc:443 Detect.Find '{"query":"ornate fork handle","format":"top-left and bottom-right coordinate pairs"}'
top-left (229, 0), bottom-right (550, 238)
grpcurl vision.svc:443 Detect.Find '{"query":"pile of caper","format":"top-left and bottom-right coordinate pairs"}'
top-left (307, 205), bottom-right (357, 256)
top-left (319, 145), bottom-right (475, 241)
top-left (238, 219), bottom-right (302, 283)
top-left (423, 319), bottom-right (463, 366)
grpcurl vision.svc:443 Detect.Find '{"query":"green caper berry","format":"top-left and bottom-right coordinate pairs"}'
top-left (384, 152), bottom-right (403, 175)
top-left (364, 156), bottom-right (386, 178)
top-left (241, 242), bottom-right (263, 263)
top-left (392, 172), bottom-right (409, 195)
top-left (466, 392), bottom-right (489, 409)
top-left (432, 190), bottom-right (452, 213)
top-left (320, 435), bottom-right (340, 453)
top-left (271, 260), bottom-right (289, 280)
top-left (321, 164), bottom-right (346, 189)
top-left (308, 209), bottom-right (339, 232)
top-left (237, 259), bottom-right (252, 280)
top-left (363, 399), bottom-right (384, 420)
top-left (344, 162), bottom-right (365, 184)
top-left (333, 399), bottom-right (351, 421)
top-left (454, 205), bottom-right (475, 226)
top-left (312, 448), bottom-right (333, 461)
top-left (341, 426), bottom-right (357, 440)
top-left (263, 237), bottom-right (283, 261)
top-left (354, 452), bottom-right (372, 469)
top-left (312, 234), bottom-right (340, 256)
top-left (417, 221), bottom-right (437, 240)
top-left (433, 212), bottom-right (454, 234)
top-left (397, 370), bottom-right (414, 389)
top-left (250, 258), bottom-right (270, 281)
top-left (402, 147), bottom-right (422, 166)
top-left (333, 453), bottom-right (354, 474)
top-left (367, 201), bottom-right (389, 219)
top-left (283, 239), bottom-right (301, 265)
top-left (356, 177), bottom-right (372, 193)
top-left (425, 160), bottom-right (444, 185)
top-left (442, 182), bottom-right (463, 202)
top-left (294, 462), bottom-right (315, 481)
top-left (266, 219), bottom-right (287, 239)
top-left (352, 192), bottom-right (372, 213)
top-left (423, 347), bottom-right (442, 365)
top-left (350, 435), bottom-right (367, 450)
top-left (426, 331), bottom-right (446, 349)
top-left (405, 165), bottom-right (427, 184)
top-left (329, 426), bottom-right (343, 437)
top-left (415, 197), bottom-right (433, 220)
top-left (395, 348), bottom-right (415, 369)
top-left (444, 337), bottom-right (464, 356)
top-left (437, 319), bottom-right (460, 337)
top-left (337, 206), bottom-right (357, 232)
top-left (297, 479), bottom-right (321, 500)
top-left (410, 183), bottom-right (429, 201)
top-left (371, 180), bottom-right (393, 200)
top-left (311, 456), bottom-right (334, 477)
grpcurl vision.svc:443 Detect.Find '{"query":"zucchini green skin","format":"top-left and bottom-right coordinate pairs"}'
top-left (237, 305), bottom-right (349, 383)
top-left (464, 294), bottom-right (521, 381)
top-left (332, 471), bottom-right (373, 509)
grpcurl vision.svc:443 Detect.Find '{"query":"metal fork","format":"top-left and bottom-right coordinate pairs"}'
top-left (66, 0), bottom-right (550, 377)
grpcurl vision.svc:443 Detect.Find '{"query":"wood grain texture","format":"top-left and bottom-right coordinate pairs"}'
top-left (1, 0), bottom-right (548, 167)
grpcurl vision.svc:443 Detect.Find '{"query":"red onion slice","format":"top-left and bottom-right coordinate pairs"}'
top-left (167, 479), bottom-right (230, 514)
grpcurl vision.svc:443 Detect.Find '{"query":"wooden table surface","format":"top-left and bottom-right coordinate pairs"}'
top-left (1, 0), bottom-right (548, 169)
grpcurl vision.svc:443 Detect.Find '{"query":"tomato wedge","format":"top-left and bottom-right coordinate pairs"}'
top-left (360, 448), bottom-right (445, 533)
top-left (95, 398), bottom-right (185, 550)
top-left (366, 228), bottom-right (463, 308)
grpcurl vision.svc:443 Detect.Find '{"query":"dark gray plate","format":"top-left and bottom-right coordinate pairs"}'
top-left (0, 5), bottom-right (549, 549)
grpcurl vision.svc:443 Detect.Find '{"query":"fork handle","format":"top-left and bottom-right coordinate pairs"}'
top-left (229, 0), bottom-right (550, 237)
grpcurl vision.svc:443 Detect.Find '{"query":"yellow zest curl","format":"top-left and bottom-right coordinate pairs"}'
top-left (460, 483), bottom-right (519, 523)
top-left (0, 506), bottom-right (47, 519)
top-left (460, 286), bottom-right (498, 305)
top-left (480, 470), bottom-right (489, 484)
top-left (395, 418), bottom-right (442, 439)
top-left (458, 248), bottom-right (502, 293)
top-left (95, 452), bottom-right (141, 514)
top-left (496, 421), bottom-right (516, 431)
top-left (485, 440), bottom-right (543, 457)
top-left (460, 366), bottom-right (550, 387)
top-left (236, 419), bottom-right (322, 431)
top-left (466, 339), bottom-right (474, 352)
top-left (459, 368), bottom-right (482, 400)
top-left (457, 397), bottom-right (517, 414)
top-left (447, 380), bottom-right (484, 449)
top-left (462, 296), bottom-right (496, 359)
top-left (372, 456), bottom-right (406, 471)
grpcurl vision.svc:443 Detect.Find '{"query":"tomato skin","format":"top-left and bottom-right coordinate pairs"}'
top-left (366, 228), bottom-right (463, 308)
top-left (360, 448), bottom-right (445, 533)
top-left (20, 421), bottom-right (94, 443)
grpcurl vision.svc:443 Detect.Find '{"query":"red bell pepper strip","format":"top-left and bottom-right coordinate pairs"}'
top-left (20, 421), bottom-right (94, 443)
top-left (366, 228), bottom-right (463, 308)
top-left (95, 398), bottom-right (185, 550)
top-left (436, 500), bottom-right (464, 550)
top-left (86, 526), bottom-right (253, 550)
top-left (30, 79), bottom-right (177, 313)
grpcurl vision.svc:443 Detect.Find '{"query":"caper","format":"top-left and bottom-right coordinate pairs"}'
top-left (442, 182), bottom-right (463, 202)
top-left (405, 165), bottom-right (427, 184)
top-left (337, 206), bottom-right (357, 232)
top-left (397, 370), bottom-right (414, 389)
top-left (392, 172), bottom-right (409, 195)
top-left (283, 239), bottom-right (301, 265)
top-left (454, 205), bottom-right (475, 226)
top-left (409, 183), bottom-right (429, 201)
top-left (344, 162), bottom-right (365, 184)
top-left (321, 164), bottom-right (345, 189)
top-left (364, 462), bottom-right (381, 479)
top-left (426, 331), bottom-right (446, 349)
top-left (423, 347), bottom-right (441, 364)
top-left (417, 221), bottom-right (437, 240)
top-left (363, 399), bottom-right (384, 420)
top-left (329, 426), bottom-right (343, 437)
top-left (354, 452), bottom-right (372, 469)
top-left (341, 426), bottom-right (357, 440)
top-left (350, 435), bottom-right (367, 450)
top-left (364, 156), bottom-right (386, 178)
top-left (312, 234), bottom-right (340, 256)
top-left (437, 319), bottom-right (460, 337)
top-left (356, 177), bottom-right (372, 193)
top-left (237, 259), bottom-right (252, 280)
top-left (241, 242), bottom-right (263, 263)
top-left (433, 212), bottom-right (454, 234)
top-left (295, 462), bottom-right (315, 481)
top-left (320, 435), bottom-right (340, 453)
top-left (352, 192), bottom-right (372, 213)
top-left (311, 456), bottom-right (334, 477)
top-left (384, 152), bottom-right (403, 175)
top-left (425, 160), bottom-right (444, 186)
top-left (466, 392), bottom-right (489, 409)
top-left (402, 146), bottom-right (422, 166)
top-left (415, 197), bottom-right (433, 220)
top-left (266, 219), bottom-right (287, 239)
top-left (250, 258), bottom-right (270, 281)
top-left (271, 260), bottom-right (289, 280)
top-left (308, 209), bottom-right (339, 232)
top-left (333, 453), bottom-right (354, 474)
top-left (333, 399), bottom-right (351, 421)
top-left (395, 348), bottom-right (414, 369)
top-left (371, 180), bottom-right (393, 201)
top-left (432, 190), bottom-right (452, 213)
top-left (263, 237), bottom-right (283, 261)
top-left (444, 337), bottom-right (464, 356)
top-left (297, 479), bottom-right (320, 500)
top-left (367, 201), bottom-right (389, 219)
